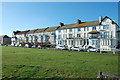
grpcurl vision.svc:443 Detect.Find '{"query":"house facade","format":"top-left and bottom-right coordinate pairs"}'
top-left (12, 26), bottom-right (60, 47)
top-left (11, 16), bottom-right (120, 51)
top-left (0, 35), bottom-right (11, 45)
top-left (56, 16), bottom-right (119, 51)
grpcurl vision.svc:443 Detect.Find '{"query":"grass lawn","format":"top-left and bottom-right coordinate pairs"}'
top-left (1, 46), bottom-right (119, 79)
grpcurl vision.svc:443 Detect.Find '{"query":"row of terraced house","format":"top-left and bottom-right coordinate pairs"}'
top-left (11, 16), bottom-right (120, 51)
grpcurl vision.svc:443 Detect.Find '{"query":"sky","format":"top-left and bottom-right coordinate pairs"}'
top-left (1, 2), bottom-right (119, 37)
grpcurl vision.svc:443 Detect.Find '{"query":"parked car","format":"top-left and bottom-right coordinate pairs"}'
top-left (19, 44), bottom-right (22, 47)
top-left (71, 47), bottom-right (84, 51)
top-left (15, 44), bottom-right (18, 47)
top-left (87, 48), bottom-right (100, 52)
top-left (56, 46), bottom-right (67, 50)
top-left (37, 45), bottom-right (42, 49)
top-left (25, 44), bottom-right (31, 48)
top-left (31, 45), bottom-right (37, 48)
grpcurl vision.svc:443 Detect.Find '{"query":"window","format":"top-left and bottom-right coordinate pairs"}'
top-left (39, 33), bottom-right (42, 35)
top-left (84, 33), bottom-right (86, 38)
top-left (77, 34), bottom-right (81, 37)
top-left (103, 39), bottom-right (107, 45)
top-left (44, 33), bottom-right (47, 35)
top-left (69, 29), bottom-right (72, 32)
top-left (51, 32), bottom-right (55, 35)
top-left (62, 40), bottom-right (64, 45)
top-left (69, 41), bottom-right (70, 45)
top-left (63, 34), bottom-right (66, 38)
top-left (118, 33), bottom-right (120, 38)
top-left (58, 35), bottom-right (61, 39)
top-left (80, 40), bottom-right (82, 45)
top-left (108, 40), bottom-right (110, 45)
top-left (87, 27), bottom-right (89, 31)
top-left (77, 28), bottom-right (81, 31)
top-left (103, 25), bottom-right (109, 29)
top-left (64, 29), bottom-right (67, 33)
top-left (52, 36), bottom-right (55, 40)
top-left (19, 37), bottom-right (22, 40)
top-left (29, 36), bottom-right (33, 40)
top-left (71, 41), bottom-right (73, 45)
top-left (69, 34), bottom-right (73, 38)
top-left (58, 41), bottom-right (60, 44)
top-left (33, 36), bottom-right (35, 40)
top-left (92, 40), bottom-right (95, 45)
top-left (92, 34), bottom-right (97, 38)
top-left (103, 32), bottom-right (109, 38)
top-left (60, 41), bottom-right (62, 45)
top-left (84, 27), bottom-right (86, 31)
top-left (58, 30), bottom-right (61, 33)
top-left (92, 26), bottom-right (96, 30)
top-left (43, 36), bottom-right (46, 41)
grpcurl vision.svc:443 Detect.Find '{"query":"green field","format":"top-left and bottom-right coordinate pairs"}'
top-left (2, 46), bottom-right (119, 79)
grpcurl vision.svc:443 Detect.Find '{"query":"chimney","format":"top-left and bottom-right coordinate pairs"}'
top-left (99, 16), bottom-right (103, 23)
top-left (77, 19), bottom-right (81, 24)
top-left (59, 22), bottom-right (64, 27)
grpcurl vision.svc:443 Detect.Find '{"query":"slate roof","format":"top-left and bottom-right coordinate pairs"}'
top-left (27, 29), bottom-right (38, 34)
top-left (44, 26), bottom-right (60, 32)
top-left (0, 35), bottom-right (10, 38)
top-left (16, 30), bottom-right (30, 34)
top-left (58, 20), bottom-right (99, 30)
top-left (34, 28), bottom-right (48, 33)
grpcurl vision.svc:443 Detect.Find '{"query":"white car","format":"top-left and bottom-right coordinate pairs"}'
top-left (31, 45), bottom-right (37, 48)
top-left (56, 46), bottom-right (67, 50)
top-left (87, 48), bottom-right (100, 52)
top-left (25, 44), bottom-right (30, 48)
top-left (71, 47), bottom-right (84, 51)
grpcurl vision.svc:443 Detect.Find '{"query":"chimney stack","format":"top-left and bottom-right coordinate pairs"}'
top-left (59, 22), bottom-right (64, 27)
top-left (99, 16), bottom-right (103, 23)
top-left (77, 19), bottom-right (81, 24)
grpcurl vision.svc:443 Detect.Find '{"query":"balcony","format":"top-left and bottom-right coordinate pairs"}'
top-left (66, 37), bottom-right (74, 39)
top-left (89, 36), bottom-right (100, 39)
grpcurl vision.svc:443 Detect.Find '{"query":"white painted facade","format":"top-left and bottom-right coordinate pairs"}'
top-left (12, 16), bottom-right (120, 51)
top-left (56, 16), bottom-right (119, 51)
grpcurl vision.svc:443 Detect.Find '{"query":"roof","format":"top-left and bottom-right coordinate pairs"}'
top-left (100, 16), bottom-right (119, 27)
top-left (0, 35), bottom-right (10, 38)
top-left (27, 29), bottom-right (38, 34)
top-left (58, 20), bottom-right (99, 30)
top-left (35, 28), bottom-right (48, 33)
top-left (44, 26), bottom-right (60, 32)
top-left (88, 30), bottom-right (100, 34)
top-left (16, 30), bottom-right (30, 34)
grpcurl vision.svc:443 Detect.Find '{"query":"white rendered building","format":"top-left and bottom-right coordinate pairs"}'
top-left (56, 16), bottom-right (120, 51)
top-left (12, 16), bottom-right (120, 51)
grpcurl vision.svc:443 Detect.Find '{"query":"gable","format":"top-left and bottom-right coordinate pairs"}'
top-left (101, 18), bottom-right (113, 25)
